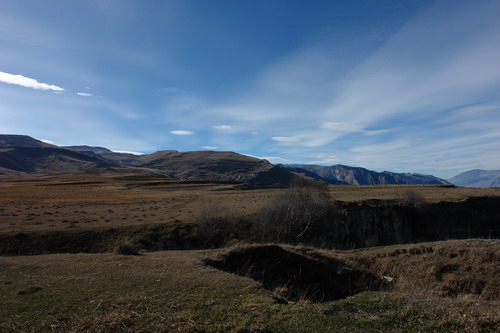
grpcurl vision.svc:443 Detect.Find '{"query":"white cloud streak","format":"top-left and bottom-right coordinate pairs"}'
top-left (170, 130), bottom-right (194, 135)
top-left (112, 150), bottom-right (144, 155)
top-left (76, 92), bottom-right (93, 97)
top-left (319, 1), bottom-right (500, 130)
top-left (271, 136), bottom-right (301, 142)
top-left (0, 71), bottom-right (64, 91)
top-left (162, 87), bottom-right (185, 94)
top-left (260, 156), bottom-right (289, 163)
top-left (202, 146), bottom-right (218, 150)
top-left (213, 125), bottom-right (231, 130)
top-left (190, 0), bottom-right (500, 178)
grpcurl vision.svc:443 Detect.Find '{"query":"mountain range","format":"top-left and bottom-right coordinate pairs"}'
top-left (0, 135), bottom-right (297, 187)
top-left (282, 164), bottom-right (451, 186)
top-left (1, 134), bottom-right (497, 187)
top-left (447, 170), bottom-right (500, 188)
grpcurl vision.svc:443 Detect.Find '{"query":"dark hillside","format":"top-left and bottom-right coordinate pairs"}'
top-left (0, 147), bottom-right (112, 173)
top-left (0, 134), bottom-right (55, 148)
top-left (284, 164), bottom-right (450, 185)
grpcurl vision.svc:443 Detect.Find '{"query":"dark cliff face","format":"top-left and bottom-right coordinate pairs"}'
top-left (326, 197), bottom-right (500, 249)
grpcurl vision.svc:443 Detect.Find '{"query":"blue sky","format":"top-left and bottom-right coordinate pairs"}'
top-left (1, 0), bottom-right (499, 178)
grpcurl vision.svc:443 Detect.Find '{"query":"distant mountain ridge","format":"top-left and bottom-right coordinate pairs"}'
top-left (282, 164), bottom-right (451, 185)
top-left (64, 145), bottom-right (113, 153)
top-left (0, 134), bottom-right (55, 148)
top-left (448, 170), bottom-right (500, 188)
top-left (0, 135), bottom-right (296, 187)
top-left (0, 134), bottom-right (457, 187)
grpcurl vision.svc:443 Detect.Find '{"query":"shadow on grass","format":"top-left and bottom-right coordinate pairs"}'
top-left (204, 244), bottom-right (388, 303)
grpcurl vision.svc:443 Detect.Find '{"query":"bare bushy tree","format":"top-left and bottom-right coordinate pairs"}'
top-left (196, 204), bottom-right (252, 248)
top-left (399, 189), bottom-right (424, 207)
top-left (257, 182), bottom-right (335, 244)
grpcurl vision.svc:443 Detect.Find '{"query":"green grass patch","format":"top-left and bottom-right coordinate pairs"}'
top-left (0, 246), bottom-right (498, 332)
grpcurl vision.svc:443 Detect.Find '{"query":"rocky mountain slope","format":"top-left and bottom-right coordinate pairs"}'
top-left (448, 169), bottom-right (500, 188)
top-left (0, 136), bottom-right (114, 174)
top-left (283, 164), bottom-right (450, 185)
top-left (0, 134), bottom-right (55, 148)
top-left (1, 135), bottom-right (456, 186)
top-left (0, 135), bottom-right (296, 186)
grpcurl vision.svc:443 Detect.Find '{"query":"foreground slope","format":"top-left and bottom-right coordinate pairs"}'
top-left (0, 240), bottom-right (498, 332)
top-left (448, 169), bottom-right (500, 188)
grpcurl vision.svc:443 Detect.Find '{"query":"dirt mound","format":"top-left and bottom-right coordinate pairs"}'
top-left (204, 244), bottom-right (386, 303)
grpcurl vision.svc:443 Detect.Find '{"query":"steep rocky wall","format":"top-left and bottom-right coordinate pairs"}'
top-left (332, 197), bottom-right (499, 248)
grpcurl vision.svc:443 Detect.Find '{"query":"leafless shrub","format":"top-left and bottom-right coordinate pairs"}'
top-left (113, 240), bottom-right (140, 255)
top-left (399, 189), bottom-right (424, 207)
top-left (256, 183), bottom-right (335, 244)
top-left (196, 204), bottom-right (252, 248)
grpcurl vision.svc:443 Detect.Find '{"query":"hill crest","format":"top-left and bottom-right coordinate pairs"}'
top-left (448, 169), bottom-right (500, 188)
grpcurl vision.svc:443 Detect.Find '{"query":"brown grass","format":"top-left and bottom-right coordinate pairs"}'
top-left (113, 240), bottom-right (140, 256)
top-left (342, 239), bottom-right (500, 300)
top-left (17, 286), bottom-right (43, 295)
top-left (1, 173), bottom-right (499, 235)
top-left (0, 173), bottom-right (275, 234)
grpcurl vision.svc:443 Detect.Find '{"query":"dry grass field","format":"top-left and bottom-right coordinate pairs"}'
top-left (0, 173), bottom-right (274, 233)
top-left (1, 173), bottom-right (499, 234)
top-left (327, 184), bottom-right (500, 202)
top-left (0, 173), bottom-right (499, 331)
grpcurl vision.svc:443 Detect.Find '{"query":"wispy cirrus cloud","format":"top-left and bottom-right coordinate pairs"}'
top-left (196, 0), bottom-right (500, 177)
top-left (307, 154), bottom-right (339, 165)
top-left (271, 136), bottom-right (301, 143)
top-left (112, 150), bottom-right (144, 155)
top-left (0, 71), bottom-right (64, 91)
top-left (242, 153), bottom-right (289, 164)
top-left (213, 125), bottom-right (231, 130)
top-left (170, 130), bottom-right (194, 135)
top-left (260, 156), bottom-right (289, 163)
top-left (320, 122), bottom-right (389, 136)
top-left (162, 87), bottom-right (185, 94)
top-left (202, 146), bottom-right (218, 150)
top-left (76, 92), bottom-right (93, 97)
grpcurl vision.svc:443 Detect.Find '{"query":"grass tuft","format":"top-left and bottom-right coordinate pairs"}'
top-left (17, 286), bottom-right (43, 295)
top-left (113, 241), bottom-right (140, 256)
